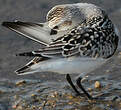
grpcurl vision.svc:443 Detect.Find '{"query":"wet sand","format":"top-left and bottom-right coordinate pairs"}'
top-left (0, 0), bottom-right (121, 109)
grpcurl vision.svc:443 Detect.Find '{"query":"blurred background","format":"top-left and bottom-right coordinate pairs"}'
top-left (0, 0), bottom-right (121, 109)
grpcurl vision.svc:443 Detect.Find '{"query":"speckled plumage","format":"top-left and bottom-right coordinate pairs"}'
top-left (2, 3), bottom-right (119, 75)
top-left (49, 14), bottom-right (118, 59)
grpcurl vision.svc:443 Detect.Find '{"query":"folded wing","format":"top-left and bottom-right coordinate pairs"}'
top-left (2, 21), bottom-right (64, 45)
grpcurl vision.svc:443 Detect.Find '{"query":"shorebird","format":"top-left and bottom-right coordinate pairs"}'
top-left (2, 3), bottom-right (119, 99)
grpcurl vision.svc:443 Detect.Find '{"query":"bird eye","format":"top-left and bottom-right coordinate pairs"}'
top-left (53, 26), bottom-right (59, 29)
top-left (50, 29), bottom-right (57, 35)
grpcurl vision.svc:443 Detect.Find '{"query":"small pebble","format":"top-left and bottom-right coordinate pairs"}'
top-left (16, 105), bottom-right (22, 110)
top-left (39, 107), bottom-right (42, 110)
top-left (67, 94), bottom-right (74, 99)
top-left (106, 70), bottom-right (110, 73)
top-left (50, 94), bottom-right (55, 98)
top-left (0, 90), bottom-right (3, 94)
top-left (12, 105), bottom-right (17, 109)
top-left (31, 94), bottom-right (36, 97)
top-left (88, 88), bottom-right (93, 92)
top-left (54, 91), bottom-right (58, 96)
top-left (52, 104), bottom-right (56, 108)
top-left (95, 81), bottom-right (101, 89)
top-left (68, 102), bottom-right (73, 105)
top-left (16, 80), bottom-right (26, 86)
top-left (13, 95), bottom-right (19, 100)
top-left (32, 105), bottom-right (36, 109)
top-left (31, 94), bottom-right (37, 97)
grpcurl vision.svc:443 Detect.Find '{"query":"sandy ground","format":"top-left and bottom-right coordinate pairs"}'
top-left (0, 0), bottom-right (121, 110)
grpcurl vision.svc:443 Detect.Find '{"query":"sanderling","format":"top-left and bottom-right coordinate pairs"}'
top-left (2, 3), bottom-right (119, 99)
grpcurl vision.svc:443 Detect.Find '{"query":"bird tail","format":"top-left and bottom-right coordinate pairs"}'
top-left (15, 57), bottom-right (48, 75)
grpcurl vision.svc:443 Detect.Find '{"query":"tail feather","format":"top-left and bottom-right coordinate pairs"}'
top-left (15, 65), bottom-right (31, 74)
top-left (15, 57), bottom-right (48, 75)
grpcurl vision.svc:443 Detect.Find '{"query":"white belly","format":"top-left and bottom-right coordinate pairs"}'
top-left (30, 57), bottom-right (107, 74)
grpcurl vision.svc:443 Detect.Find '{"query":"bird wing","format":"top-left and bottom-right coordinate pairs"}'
top-left (2, 21), bottom-right (66, 46)
top-left (11, 16), bottom-right (118, 75)
top-left (13, 25), bottom-right (97, 75)
top-left (16, 19), bottom-right (118, 59)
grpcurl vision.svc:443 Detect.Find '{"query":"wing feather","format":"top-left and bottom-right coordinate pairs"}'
top-left (2, 21), bottom-right (65, 46)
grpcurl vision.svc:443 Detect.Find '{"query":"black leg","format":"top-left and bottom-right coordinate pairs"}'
top-left (76, 77), bottom-right (92, 100)
top-left (66, 74), bottom-right (81, 96)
